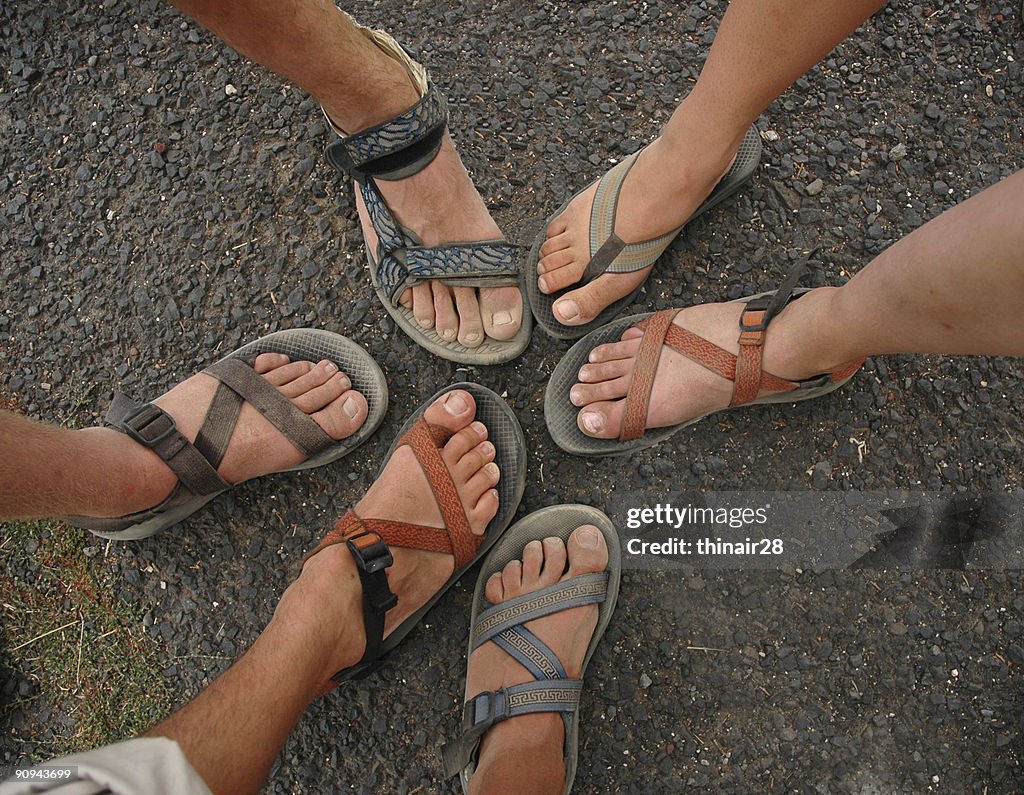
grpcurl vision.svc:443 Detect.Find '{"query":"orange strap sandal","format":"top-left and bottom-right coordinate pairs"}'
top-left (304, 383), bottom-right (526, 689)
top-left (545, 259), bottom-right (864, 456)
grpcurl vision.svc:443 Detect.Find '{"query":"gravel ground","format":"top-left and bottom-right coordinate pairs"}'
top-left (2, 1), bottom-right (1023, 792)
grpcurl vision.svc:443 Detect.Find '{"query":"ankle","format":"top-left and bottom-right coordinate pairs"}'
top-left (73, 427), bottom-right (177, 517)
top-left (472, 714), bottom-right (565, 795)
top-left (321, 31), bottom-right (421, 134)
top-left (273, 544), bottom-right (366, 681)
top-left (764, 286), bottom-right (863, 379)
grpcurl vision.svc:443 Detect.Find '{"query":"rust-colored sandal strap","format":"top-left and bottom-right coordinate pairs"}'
top-left (620, 309), bottom-right (676, 441)
top-left (398, 418), bottom-right (478, 569)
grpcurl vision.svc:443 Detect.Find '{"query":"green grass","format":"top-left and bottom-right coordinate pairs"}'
top-left (0, 519), bottom-right (176, 761)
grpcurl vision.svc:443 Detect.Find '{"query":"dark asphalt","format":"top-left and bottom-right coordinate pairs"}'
top-left (2, 1), bottom-right (1023, 792)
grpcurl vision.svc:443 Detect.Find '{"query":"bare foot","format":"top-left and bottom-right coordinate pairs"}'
top-left (537, 134), bottom-right (738, 327)
top-left (90, 353), bottom-right (368, 516)
top-left (298, 389), bottom-right (501, 680)
top-left (570, 288), bottom-right (856, 438)
top-left (330, 34), bottom-right (522, 350)
top-left (352, 140), bottom-right (523, 347)
top-left (465, 526), bottom-right (610, 795)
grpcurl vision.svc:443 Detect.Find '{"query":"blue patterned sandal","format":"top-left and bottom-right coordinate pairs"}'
top-left (442, 505), bottom-right (621, 794)
top-left (323, 21), bottom-right (530, 364)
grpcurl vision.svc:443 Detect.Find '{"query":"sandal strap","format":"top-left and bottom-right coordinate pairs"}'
top-left (399, 417), bottom-right (478, 569)
top-left (620, 259), bottom-right (848, 440)
top-left (203, 357), bottom-right (337, 457)
top-left (493, 625), bottom-right (567, 681)
top-left (620, 309), bottom-right (675, 441)
top-left (362, 175), bottom-right (520, 301)
top-left (582, 150), bottom-right (681, 283)
top-left (731, 260), bottom-right (808, 406)
top-left (105, 353), bottom-right (340, 496)
top-left (106, 395), bottom-right (229, 497)
top-left (470, 572), bottom-right (610, 648)
top-left (324, 81), bottom-right (448, 183)
top-left (404, 242), bottom-right (520, 287)
top-left (442, 680), bottom-right (584, 777)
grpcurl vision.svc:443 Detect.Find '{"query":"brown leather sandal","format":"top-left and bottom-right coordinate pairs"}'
top-left (303, 382), bottom-right (526, 690)
top-left (545, 262), bottom-right (864, 456)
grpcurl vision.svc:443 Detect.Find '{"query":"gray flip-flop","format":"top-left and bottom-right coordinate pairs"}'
top-left (442, 504), bottom-right (621, 794)
top-left (526, 125), bottom-right (762, 340)
top-left (65, 329), bottom-right (388, 540)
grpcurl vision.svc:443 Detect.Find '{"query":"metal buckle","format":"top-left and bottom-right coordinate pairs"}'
top-left (345, 530), bottom-right (394, 575)
top-left (121, 403), bottom-right (177, 448)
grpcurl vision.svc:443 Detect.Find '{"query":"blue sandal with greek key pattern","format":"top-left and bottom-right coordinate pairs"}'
top-left (442, 505), bottom-right (621, 794)
top-left (323, 22), bottom-right (530, 364)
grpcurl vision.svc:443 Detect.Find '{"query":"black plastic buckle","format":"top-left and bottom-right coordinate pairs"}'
top-left (464, 689), bottom-right (509, 731)
top-left (346, 530), bottom-right (394, 575)
top-left (324, 141), bottom-right (367, 183)
top-left (121, 403), bottom-right (177, 448)
top-left (739, 298), bottom-right (772, 333)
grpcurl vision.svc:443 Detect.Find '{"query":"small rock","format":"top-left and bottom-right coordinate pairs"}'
top-left (225, 84), bottom-right (238, 96)
top-left (888, 143), bottom-right (908, 161)
top-left (806, 178), bottom-right (824, 196)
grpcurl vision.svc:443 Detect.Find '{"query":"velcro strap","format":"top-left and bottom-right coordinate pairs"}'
top-left (106, 395), bottom-right (228, 497)
top-left (470, 573), bottom-right (609, 650)
top-left (324, 85), bottom-right (448, 183)
top-left (204, 357), bottom-right (335, 457)
top-left (620, 309), bottom-right (675, 441)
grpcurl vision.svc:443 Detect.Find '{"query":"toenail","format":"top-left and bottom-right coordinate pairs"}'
top-left (472, 421), bottom-right (487, 437)
top-left (444, 392), bottom-right (469, 415)
top-left (577, 526), bottom-right (600, 549)
top-left (481, 441), bottom-right (495, 456)
top-left (570, 388), bottom-right (583, 406)
top-left (555, 300), bottom-right (580, 321)
top-left (485, 462), bottom-right (500, 478)
top-left (417, 317), bottom-right (434, 329)
top-left (492, 310), bottom-right (513, 327)
top-left (323, 361), bottom-right (338, 374)
top-left (543, 537), bottom-right (560, 548)
top-left (441, 328), bottom-right (457, 340)
top-left (538, 276), bottom-right (548, 292)
top-left (342, 397), bottom-right (360, 418)
top-left (578, 366), bottom-right (590, 380)
top-left (581, 412), bottom-right (603, 434)
top-left (464, 331), bottom-right (481, 343)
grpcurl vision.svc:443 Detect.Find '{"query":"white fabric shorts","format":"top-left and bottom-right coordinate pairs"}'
top-left (0, 738), bottom-right (211, 795)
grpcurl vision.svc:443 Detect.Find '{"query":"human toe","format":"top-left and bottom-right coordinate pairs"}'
top-left (453, 287), bottom-right (485, 348)
top-left (577, 401), bottom-right (623, 440)
top-left (565, 525), bottom-right (609, 575)
top-left (312, 389), bottom-right (368, 440)
top-left (480, 286), bottom-right (523, 341)
top-left (421, 389), bottom-right (478, 435)
top-left (433, 282), bottom-right (459, 341)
